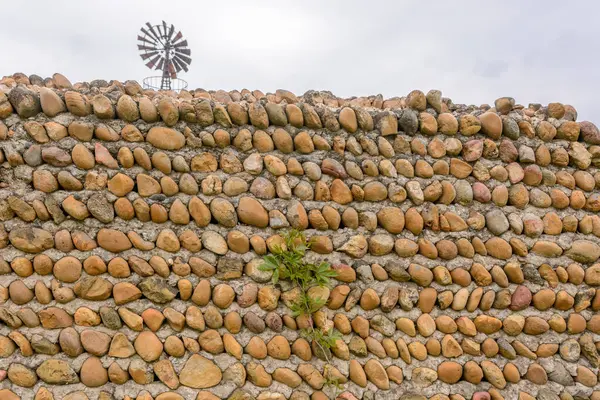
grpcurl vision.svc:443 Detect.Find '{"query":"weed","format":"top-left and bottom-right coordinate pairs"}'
top-left (259, 229), bottom-right (342, 367)
top-left (260, 229), bottom-right (337, 291)
top-left (288, 293), bottom-right (326, 317)
top-left (301, 327), bottom-right (342, 350)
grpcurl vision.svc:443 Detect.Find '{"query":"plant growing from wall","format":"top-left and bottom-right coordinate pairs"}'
top-left (259, 229), bottom-right (341, 365)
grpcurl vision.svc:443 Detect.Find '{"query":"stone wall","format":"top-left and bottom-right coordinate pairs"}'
top-left (0, 72), bottom-right (599, 400)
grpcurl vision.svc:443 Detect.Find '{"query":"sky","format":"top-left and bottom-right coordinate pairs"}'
top-left (1, 0), bottom-right (598, 123)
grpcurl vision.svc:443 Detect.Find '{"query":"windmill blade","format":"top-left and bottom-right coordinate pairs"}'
top-left (173, 56), bottom-right (187, 72)
top-left (174, 53), bottom-right (191, 66)
top-left (172, 31), bottom-right (183, 43)
top-left (137, 44), bottom-right (159, 52)
top-left (137, 35), bottom-right (157, 46)
top-left (141, 27), bottom-right (160, 45)
top-left (175, 48), bottom-right (191, 56)
top-left (172, 56), bottom-right (185, 73)
top-left (145, 22), bottom-right (162, 43)
top-left (145, 54), bottom-right (162, 69)
top-left (168, 24), bottom-right (175, 42)
top-left (162, 21), bottom-right (168, 40)
top-left (140, 51), bottom-right (159, 60)
top-left (156, 57), bottom-right (165, 71)
top-left (173, 40), bottom-right (188, 48)
top-left (173, 55), bottom-right (190, 72)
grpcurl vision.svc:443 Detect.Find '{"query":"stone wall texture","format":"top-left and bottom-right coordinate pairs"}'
top-left (0, 71), bottom-right (599, 400)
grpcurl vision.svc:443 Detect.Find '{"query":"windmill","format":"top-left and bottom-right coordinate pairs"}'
top-left (137, 21), bottom-right (191, 91)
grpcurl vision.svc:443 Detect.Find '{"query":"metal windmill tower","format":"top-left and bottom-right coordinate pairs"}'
top-left (137, 21), bottom-right (192, 91)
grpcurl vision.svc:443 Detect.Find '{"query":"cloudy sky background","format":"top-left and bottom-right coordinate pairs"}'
top-left (1, 0), bottom-right (598, 123)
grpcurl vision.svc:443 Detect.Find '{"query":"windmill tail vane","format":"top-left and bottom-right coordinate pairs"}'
top-left (137, 21), bottom-right (191, 91)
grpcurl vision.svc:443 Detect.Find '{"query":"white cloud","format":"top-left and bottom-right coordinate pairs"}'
top-left (1, 0), bottom-right (597, 122)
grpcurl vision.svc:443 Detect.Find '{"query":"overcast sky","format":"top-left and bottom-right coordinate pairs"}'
top-left (1, 1), bottom-right (598, 123)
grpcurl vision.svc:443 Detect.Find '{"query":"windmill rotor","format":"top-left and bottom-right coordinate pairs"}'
top-left (137, 21), bottom-right (191, 90)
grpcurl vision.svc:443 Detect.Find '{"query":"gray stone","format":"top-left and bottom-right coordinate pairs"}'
top-left (264, 312), bottom-right (282, 332)
top-left (518, 145), bottom-right (536, 163)
top-left (559, 339), bottom-right (580, 363)
top-left (398, 287), bottom-right (418, 311)
top-left (497, 338), bottom-right (516, 359)
top-left (87, 194), bottom-right (114, 223)
top-left (243, 311), bottom-right (265, 333)
top-left (42, 146), bottom-right (71, 166)
top-left (380, 287), bottom-right (398, 312)
top-left (426, 90), bottom-right (442, 113)
top-left (508, 213), bottom-right (523, 234)
top-left (384, 261), bottom-right (410, 282)
top-left (31, 335), bottom-right (60, 355)
top-left (522, 264), bottom-right (545, 285)
top-left (486, 209), bottom-right (509, 235)
top-left (356, 264), bottom-right (374, 284)
top-left (574, 288), bottom-right (596, 311)
top-left (537, 388), bottom-right (560, 400)
top-left (547, 361), bottom-right (574, 386)
top-left (99, 306), bottom-right (122, 330)
top-left (398, 109), bottom-right (419, 134)
top-left (405, 181), bottom-right (424, 205)
top-left (8, 85), bottom-right (41, 118)
top-left (579, 334), bottom-right (600, 367)
top-left (502, 116), bottom-right (520, 139)
top-left (138, 277), bottom-right (177, 304)
top-left (223, 362), bottom-right (246, 387)
top-left (23, 145), bottom-right (42, 166)
top-left (370, 315), bottom-right (395, 337)
top-left (454, 180), bottom-right (473, 205)
top-left (344, 287), bottom-right (362, 311)
top-left (216, 257), bottom-right (243, 280)
top-left (45, 195), bottom-right (66, 224)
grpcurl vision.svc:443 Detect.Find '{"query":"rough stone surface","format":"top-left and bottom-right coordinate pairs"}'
top-left (0, 73), bottom-right (597, 400)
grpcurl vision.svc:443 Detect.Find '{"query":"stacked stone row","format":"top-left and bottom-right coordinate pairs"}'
top-left (0, 72), bottom-right (599, 400)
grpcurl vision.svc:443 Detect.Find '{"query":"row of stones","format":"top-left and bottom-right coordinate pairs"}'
top-left (3, 256), bottom-right (600, 315)
top-left (0, 388), bottom-right (593, 400)
top-left (2, 294), bottom-right (600, 365)
top-left (13, 134), bottom-right (600, 193)
top-left (2, 341), bottom-right (599, 395)
top-left (7, 118), bottom-right (600, 175)
top-left (7, 133), bottom-right (600, 209)
top-left (4, 83), bottom-right (600, 145)
top-left (13, 168), bottom-right (598, 218)
top-left (11, 139), bottom-right (600, 204)
top-left (19, 159), bottom-right (600, 214)
top-left (0, 227), bottom-right (600, 287)
top-left (0, 387), bottom-right (206, 400)
top-left (4, 241), bottom-right (600, 289)
top-left (5, 228), bottom-right (600, 288)
top-left (8, 149), bottom-right (600, 217)
top-left (6, 223), bottom-right (600, 266)
top-left (4, 280), bottom-right (600, 340)
top-left (0, 71), bottom-right (586, 117)
top-left (8, 183), bottom-right (600, 245)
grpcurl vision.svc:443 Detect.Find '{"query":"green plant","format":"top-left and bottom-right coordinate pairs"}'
top-left (301, 327), bottom-right (342, 350)
top-left (259, 230), bottom-right (342, 366)
top-left (322, 364), bottom-right (345, 395)
top-left (324, 374), bottom-right (344, 392)
top-left (288, 292), bottom-right (326, 317)
top-left (260, 230), bottom-right (337, 291)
